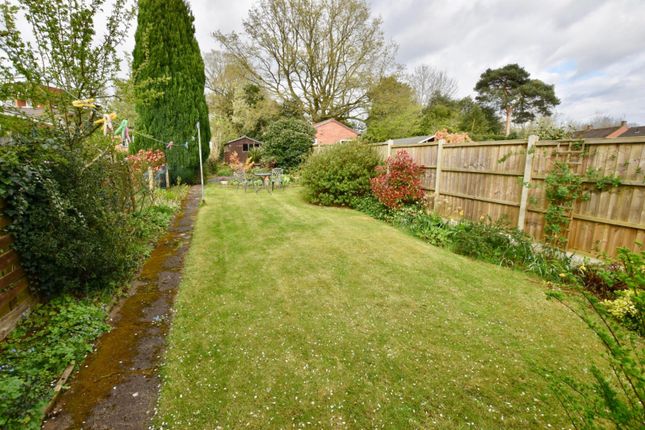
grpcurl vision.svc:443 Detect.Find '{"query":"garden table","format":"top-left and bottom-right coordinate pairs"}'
top-left (254, 172), bottom-right (272, 193)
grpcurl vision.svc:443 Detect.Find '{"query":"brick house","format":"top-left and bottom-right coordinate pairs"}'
top-left (1, 85), bottom-right (64, 119)
top-left (223, 136), bottom-right (262, 164)
top-left (313, 118), bottom-right (358, 145)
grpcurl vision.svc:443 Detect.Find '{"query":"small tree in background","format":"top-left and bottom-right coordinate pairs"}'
top-left (371, 151), bottom-right (425, 209)
top-left (474, 63), bottom-right (559, 136)
top-left (132, 0), bottom-right (210, 183)
top-left (364, 76), bottom-right (421, 143)
top-left (262, 118), bottom-right (315, 170)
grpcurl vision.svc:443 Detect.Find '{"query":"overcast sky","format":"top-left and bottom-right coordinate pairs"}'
top-left (92, 0), bottom-right (645, 125)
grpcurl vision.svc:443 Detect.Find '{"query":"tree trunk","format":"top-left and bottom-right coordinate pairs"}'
top-left (504, 108), bottom-right (512, 136)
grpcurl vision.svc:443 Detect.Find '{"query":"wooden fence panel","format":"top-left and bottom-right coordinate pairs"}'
top-left (0, 200), bottom-right (36, 340)
top-left (375, 137), bottom-right (645, 257)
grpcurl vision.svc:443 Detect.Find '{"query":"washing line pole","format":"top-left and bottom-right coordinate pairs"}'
top-left (197, 121), bottom-right (205, 203)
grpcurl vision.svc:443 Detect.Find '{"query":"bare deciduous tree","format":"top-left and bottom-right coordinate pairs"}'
top-left (213, 0), bottom-right (397, 123)
top-left (405, 65), bottom-right (458, 106)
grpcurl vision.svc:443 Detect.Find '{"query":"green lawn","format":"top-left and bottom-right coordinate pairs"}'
top-left (156, 186), bottom-right (603, 429)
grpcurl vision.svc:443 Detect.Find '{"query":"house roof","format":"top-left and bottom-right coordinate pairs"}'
top-left (620, 126), bottom-right (645, 137)
top-left (224, 135), bottom-right (263, 146)
top-left (573, 121), bottom-right (630, 139)
top-left (382, 135), bottom-right (435, 146)
top-left (313, 118), bottom-right (358, 135)
top-left (573, 126), bottom-right (623, 139)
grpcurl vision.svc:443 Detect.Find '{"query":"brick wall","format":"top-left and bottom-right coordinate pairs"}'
top-left (315, 121), bottom-right (358, 145)
top-left (0, 200), bottom-right (36, 340)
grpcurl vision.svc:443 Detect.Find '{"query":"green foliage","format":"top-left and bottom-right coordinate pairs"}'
top-left (544, 161), bottom-right (586, 248)
top-left (0, 0), bottom-right (134, 143)
top-left (524, 117), bottom-right (575, 140)
top-left (132, 0), bottom-right (211, 183)
top-left (363, 76), bottom-right (421, 142)
top-left (247, 146), bottom-right (264, 164)
top-left (545, 248), bottom-right (644, 429)
top-left (300, 142), bottom-right (381, 206)
top-left (475, 64), bottom-right (560, 135)
top-left (262, 118), bottom-right (316, 170)
top-left (599, 248), bottom-right (645, 334)
top-left (0, 135), bottom-right (140, 297)
top-left (207, 159), bottom-right (234, 176)
top-left (418, 94), bottom-right (462, 134)
top-left (544, 161), bottom-right (622, 248)
top-left (0, 297), bottom-right (110, 429)
top-left (458, 97), bottom-right (502, 135)
top-left (417, 95), bottom-right (501, 137)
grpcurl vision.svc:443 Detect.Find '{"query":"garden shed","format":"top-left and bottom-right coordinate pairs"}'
top-left (223, 136), bottom-right (262, 164)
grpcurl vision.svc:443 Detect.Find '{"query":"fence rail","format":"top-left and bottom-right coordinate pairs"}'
top-left (376, 136), bottom-right (645, 257)
top-left (0, 200), bottom-right (36, 340)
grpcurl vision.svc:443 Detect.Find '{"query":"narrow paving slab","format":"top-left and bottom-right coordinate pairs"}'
top-left (42, 186), bottom-right (201, 430)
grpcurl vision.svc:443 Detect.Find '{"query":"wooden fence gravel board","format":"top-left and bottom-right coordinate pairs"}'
top-left (376, 136), bottom-right (645, 257)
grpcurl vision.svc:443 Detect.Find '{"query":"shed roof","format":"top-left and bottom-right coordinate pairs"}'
top-left (378, 135), bottom-right (435, 146)
top-left (224, 135), bottom-right (263, 146)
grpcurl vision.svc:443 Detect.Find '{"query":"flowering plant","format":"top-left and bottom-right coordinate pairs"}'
top-left (126, 149), bottom-right (166, 172)
top-left (370, 150), bottom-right (425, 209)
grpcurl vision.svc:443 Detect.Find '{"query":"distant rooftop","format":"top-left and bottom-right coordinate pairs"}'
top-left (573, 121), bottom-right (629, 139)
top-left (620, 126), bottom-right (645, 138)
top-left (377, 135), bottom-right (435, 146)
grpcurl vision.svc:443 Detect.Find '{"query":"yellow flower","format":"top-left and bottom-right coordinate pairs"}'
top-left (579, 265), bottom-right (586, 272)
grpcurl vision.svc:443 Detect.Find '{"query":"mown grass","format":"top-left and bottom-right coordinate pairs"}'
top-left (156, 186), bottom-right (604, 429)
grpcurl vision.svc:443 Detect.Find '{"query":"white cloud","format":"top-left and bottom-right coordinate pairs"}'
top-left (369, 0), bottom-right (645, 124)
top-left (12, 0), bottom-right (644, 124)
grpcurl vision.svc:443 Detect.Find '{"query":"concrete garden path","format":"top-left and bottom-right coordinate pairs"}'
top-left (42, 186), bottom-right (201, 430)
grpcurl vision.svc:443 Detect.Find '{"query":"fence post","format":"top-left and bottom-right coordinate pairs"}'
top-left (517, 134), bottom-right (538, 231)
top-left (433, 139), bottom-right (445, 210)
top-left (197, 121), bottom-right (205, 203)
top-left (147, 167), bottom-right (154, 191)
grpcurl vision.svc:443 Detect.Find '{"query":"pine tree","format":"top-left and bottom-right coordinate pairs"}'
top-left (131, 0), bottom-right (210, 183)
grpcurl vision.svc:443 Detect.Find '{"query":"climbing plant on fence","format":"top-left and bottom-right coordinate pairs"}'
top-left (543, 160), bottom-right (622, 249)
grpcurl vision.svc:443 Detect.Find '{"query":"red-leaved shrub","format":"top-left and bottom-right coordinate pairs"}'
top-left (370, 151), bottom-right (425, 208)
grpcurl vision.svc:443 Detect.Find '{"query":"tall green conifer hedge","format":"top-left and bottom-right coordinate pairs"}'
top-left (132, 0), bottom-right (210, 183)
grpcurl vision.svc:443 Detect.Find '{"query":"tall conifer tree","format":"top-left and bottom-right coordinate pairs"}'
top-left (132, 0), bottom-right (210, 182)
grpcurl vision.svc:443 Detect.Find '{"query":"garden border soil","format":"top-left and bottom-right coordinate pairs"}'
top-left (42, 185), bottom-right (201, 430)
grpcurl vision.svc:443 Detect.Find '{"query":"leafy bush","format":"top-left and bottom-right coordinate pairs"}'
top-left (0, 297), bottom-right (109, 429)
top-left (370, 151), bottom-right (425, 209)
top-left (545, 247), bottom-right (644, 429)
top-left (300, 142), bottom-right (381, 206)
top-left (262, 118), bottom-right (316, 170)
top-left (575, 262), bottom-right (626, 300)
top-left (0, 136), bottom-right (144, 297)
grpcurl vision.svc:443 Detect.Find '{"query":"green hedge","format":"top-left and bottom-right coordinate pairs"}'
top-left (300, 142), bottom-right (381, 206)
